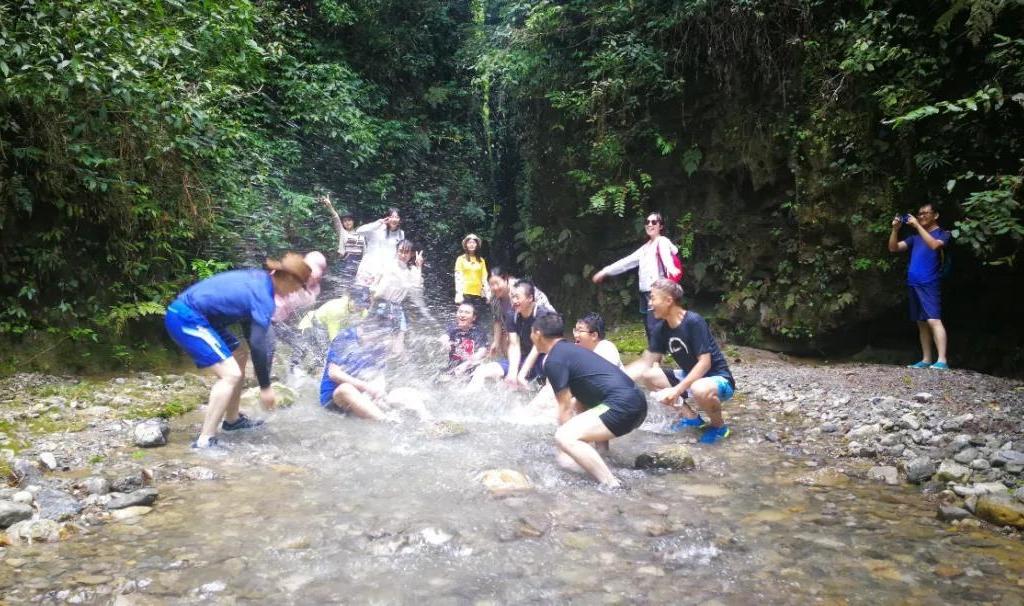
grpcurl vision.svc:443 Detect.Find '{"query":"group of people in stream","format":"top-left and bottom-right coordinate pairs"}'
top-left (164, 203), bottom-right (735, 488)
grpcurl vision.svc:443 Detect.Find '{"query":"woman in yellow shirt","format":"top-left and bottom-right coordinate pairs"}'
top-left (454, 234), bottom-right (489, 316)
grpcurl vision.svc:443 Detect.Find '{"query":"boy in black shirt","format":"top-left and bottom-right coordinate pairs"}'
top-left (627, 279), bottom-right (736, 444)
top-left (531, 314), bottom-right (647, 488)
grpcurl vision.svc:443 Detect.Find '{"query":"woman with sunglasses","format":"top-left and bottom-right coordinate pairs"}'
top-left (591, 211), bottom-right (681, 338)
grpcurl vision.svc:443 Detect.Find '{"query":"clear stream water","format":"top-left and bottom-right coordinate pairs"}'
top-left (3, 357), bottom-right (1024, 605)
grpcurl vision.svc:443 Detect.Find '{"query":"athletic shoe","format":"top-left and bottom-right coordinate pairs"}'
top-left (221, 413), bottom-right (265, 431)
top-left (669, 416), bottom-right (706, 432)
top-left (698, 425), bottom-right (730, 445)
top-left (190, 436), bottom-right (224, 450)
top-left (907, 361), bottom-right (931, 369)
top-left (929, 361), bottom-right (950, 370)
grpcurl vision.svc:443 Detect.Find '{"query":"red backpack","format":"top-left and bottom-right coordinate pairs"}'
top-left (656, 240), bottom-right (684, 283)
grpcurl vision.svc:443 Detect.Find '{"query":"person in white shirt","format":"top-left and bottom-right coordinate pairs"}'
top-left (572, 312), bottom-right (622, 368)
top-left (591, 211), bottom-right (681, 339)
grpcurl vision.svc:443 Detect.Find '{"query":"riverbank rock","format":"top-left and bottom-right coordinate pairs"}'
top-left (5, 519), bottom-right (73, 543)
top-left (902, 457), bottom-right (936, 484)
top-left (935, 460), bottom-right (972, 483)
top-left (241, 382), bottom-right (297, 409)
top-left (133, 419), bottom-right (169, 447)
top-left (82, 476), bottom-right (111, 495)
top-left (635, 445), bottom-right (696, 471)
top-left (39, 452), bottom-right (58, 470)
top-left (0, 501), bottom-right (34, 528)
top-left (974, 494), bottom-right (1024, 529)
top-left (478, 469), bottom-right (532, 496)
top-left (106, 488), bottom-right (158, 510)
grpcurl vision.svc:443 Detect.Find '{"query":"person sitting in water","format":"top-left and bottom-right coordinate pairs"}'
top-left (626, 279), bottom-right (736, 444)
top-left (467, 279), bottom-right (556, 392)
top-left (485, 267), bottom-right (552, 358)
top-left (572, 312), bottom-right (623, 368)
top-left (319, 307), bottom-right (429, 421)
top-left (164, 253), bottom-right (312, 449)
top-left (530, 313), bottom-right (647, 488)
top-left (440, 302), bottom-right (489, 376)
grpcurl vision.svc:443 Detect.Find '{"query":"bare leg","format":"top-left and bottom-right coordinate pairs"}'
top-left (916, 321), bottom-right (933, 363)
top-left (199, 357), bottom-right (244, 442)
top-left (927, 319), bottom-right (948, 363)
top-left (223, 345), bottom-right (249, 424)
top-left (690, 377), bottom-right (724, 427)
top-left (332, 383), bottom-right (387, 420)
top-left (554, 408), bottom-right (619, 487)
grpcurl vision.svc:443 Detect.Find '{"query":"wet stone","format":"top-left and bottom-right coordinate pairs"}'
top-left (936, 504), bottom-right (971, 522)
top-left (106, 488), bottom-right (158, 510)
top-left (974, 494), bottom-right (1024, 529)
top-left (0, 501), bottom-right (34, 529)
top-left (867, 466), bottom-right (899, 486)
top-left (183, 466), bottom-right (219, 481)
top-left (110, 506), bottom-right (152, 521)
top-left (634, 445), bottom-right (695, 471)
top-left (478, 469), bottom-right (532, 496)
top-left (5, 519), bottom-right (69, 543)
top-left (111, 474), bottom-right (143, 493)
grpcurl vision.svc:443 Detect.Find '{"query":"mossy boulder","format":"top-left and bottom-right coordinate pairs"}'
top-left (635, 445), bottom-right (696, 471)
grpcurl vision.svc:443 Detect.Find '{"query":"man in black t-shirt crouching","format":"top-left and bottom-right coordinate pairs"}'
top-left (627, 279), bottom-right (736, 445)
top-left (531, 314), bottom-right (647, 488)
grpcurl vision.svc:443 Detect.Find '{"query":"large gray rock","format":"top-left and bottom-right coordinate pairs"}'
top-left (0, 501), bottom-right (34, 529)
top-left (133, 419), bottom-right (169, 448)
top-left (106, 488), bottom-right (158, 510)
top-left (974, 494), bottom-right (1024, 529)
top-left (953, 448), bottom-right (979, 464)
top-left (990, 450), bottom-right (1024, 468)
top-left (35, 488), bottom-right (83, 521)
top-left (902, 457), bottom-right (937, 484)
top-left (847, 424), bottom-right (881, 439)
top-left (11, 458), bottom-right (41, 484)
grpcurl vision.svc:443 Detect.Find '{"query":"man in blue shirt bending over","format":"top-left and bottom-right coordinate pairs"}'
top-left (888, 202), bottom-right (952, 370)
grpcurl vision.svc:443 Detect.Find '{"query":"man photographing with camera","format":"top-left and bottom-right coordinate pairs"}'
top-left (887, 202), bottom-right (952, 370)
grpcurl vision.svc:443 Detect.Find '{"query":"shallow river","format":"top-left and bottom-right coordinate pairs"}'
top-left (3, 365), bottom-right (1024, 605)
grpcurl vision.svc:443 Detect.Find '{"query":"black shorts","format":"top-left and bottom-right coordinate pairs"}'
top-left (596, 387), bottom-right (648, 437)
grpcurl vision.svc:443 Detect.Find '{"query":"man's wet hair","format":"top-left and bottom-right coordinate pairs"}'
top-left (533, 313), bottom-right (564, 338)
top-left (651, 278), bottom-right (684, 306)
top-left (513, 279), bottom-right (536, 300)
top-left (489, 266), bottom-right (513, 280)
top-left (578, 312), bottom-right (606, 340)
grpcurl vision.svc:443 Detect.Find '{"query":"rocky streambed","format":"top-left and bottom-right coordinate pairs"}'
top-left (0, 350), bottom-right (1023, 603)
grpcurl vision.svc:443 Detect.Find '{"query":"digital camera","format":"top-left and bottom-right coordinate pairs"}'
top-left (899, 214), bottom-right (912, 224)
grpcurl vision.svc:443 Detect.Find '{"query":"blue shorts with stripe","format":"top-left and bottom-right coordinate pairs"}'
top-left (165, 300), bottom-right (239, 368)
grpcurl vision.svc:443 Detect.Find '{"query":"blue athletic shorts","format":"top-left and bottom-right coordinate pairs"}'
top-left (164, 301), bottom-right (239, 368)
top-left (662, 369), bottom-right (735, 402)
top-left (497, 354), bottom-right (546, 382)
top-left (908, 283), bottom-right (941, 321)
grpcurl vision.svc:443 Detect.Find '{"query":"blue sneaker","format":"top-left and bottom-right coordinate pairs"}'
top-left (907, 361), bottom-right (931, 369)
top-left (698, 425), bottom-right (730, 445)
top-left (929, 361), bottom-right (949, 370)
top-left (222, 413), bottom-right (265, 431)
top-left (669, 416), bottom-right (706, 432)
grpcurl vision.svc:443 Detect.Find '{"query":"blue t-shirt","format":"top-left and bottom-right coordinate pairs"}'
top-left (319, 328), bottom-right (388, 405)
top-left (176, 269), bottom-right (275, 329)
top-left (648, 311), bottom-right (735, 389)
top-left (905, 228), bottom-right (950, 286)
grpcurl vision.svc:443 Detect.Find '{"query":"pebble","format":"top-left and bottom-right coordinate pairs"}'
top-left (82, 476), bottom-right (111, 495)
top-left (110, 506), bottom-right (153, 520)
top-left (478, 469), bottom-right (532, 496)
top-left (39, 452), bottom-right (58, 470)
top-left (183, 466), bottom-right (219, 481)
